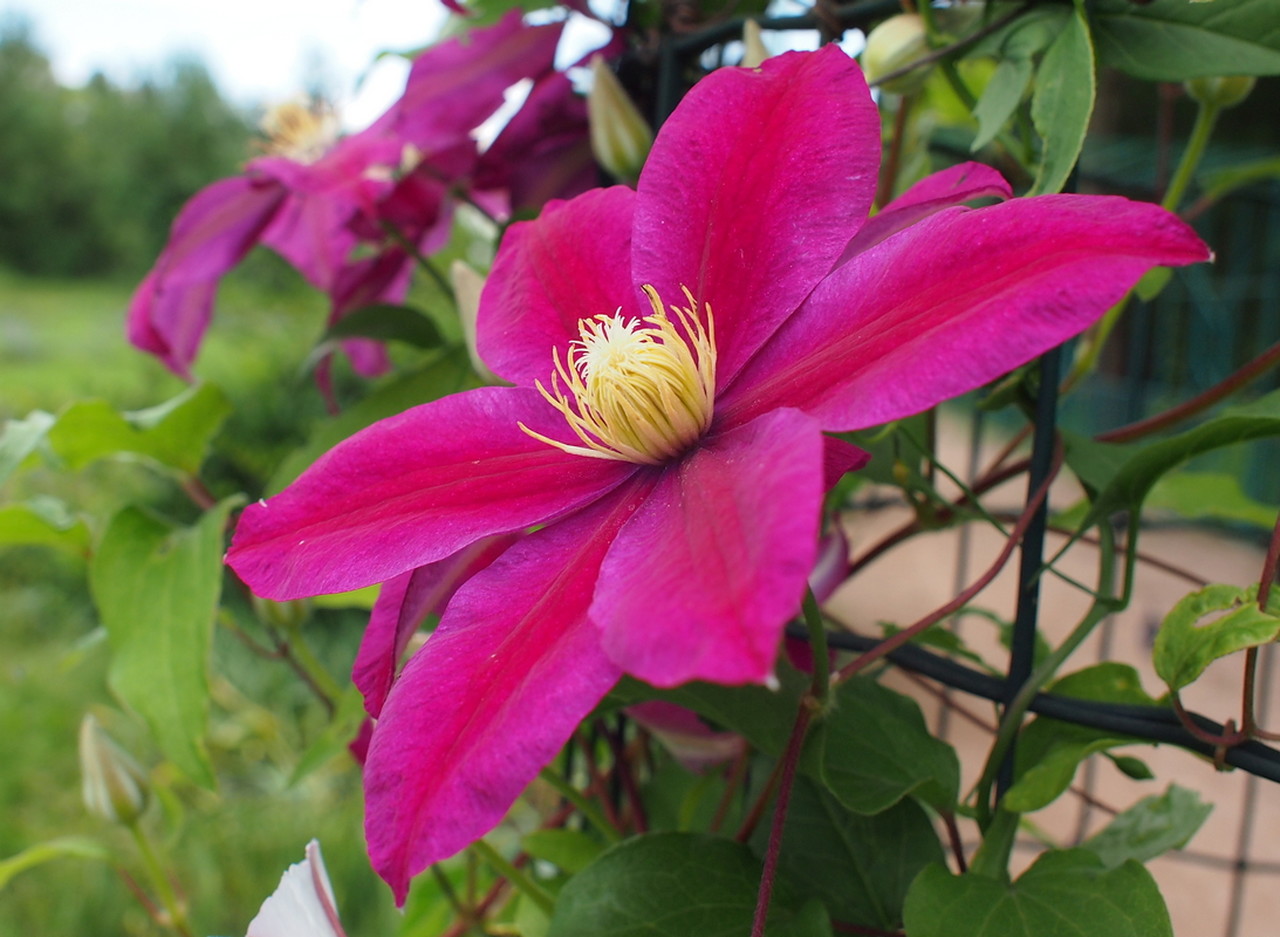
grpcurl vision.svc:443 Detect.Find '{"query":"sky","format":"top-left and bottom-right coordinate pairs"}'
top-left (1, 0), bottom-right (450, 127)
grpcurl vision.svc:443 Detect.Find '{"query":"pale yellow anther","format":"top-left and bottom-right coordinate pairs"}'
top-left (521, 284), bottom-right (717, 465)
top-left (259, 97), bottom-right (339, 163)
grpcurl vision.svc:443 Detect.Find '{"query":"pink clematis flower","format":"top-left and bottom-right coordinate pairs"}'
top-left (227, 46), bottom-right (1208, 900)
top-left (128, 11), bottom-right (564, 381)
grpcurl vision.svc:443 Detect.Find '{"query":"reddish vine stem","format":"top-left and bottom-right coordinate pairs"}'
top-left (710, 746), bottom-right (751, 834)
top-left (603, 722), bottom-right (649, 834)
top-left (749, 704), bottom-right (813, 937)
top-left (875, 95), bottom-right (913, 211)
top-left (835, 443), bottom-right (1062, 684)
top-left (1097, 339), bottom-right (1280, 444)
top-left (576, 731), bottom-right (625, 834)
top-left (1241, 512), bottom-right (1280, 737)
top-left (847, 455), bottom-right (1033, 578)
top-left (941, 811), bottom-right (968, 874)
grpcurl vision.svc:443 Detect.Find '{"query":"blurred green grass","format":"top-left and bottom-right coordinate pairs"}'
top-left (0, 262), bottom-right (410, 935)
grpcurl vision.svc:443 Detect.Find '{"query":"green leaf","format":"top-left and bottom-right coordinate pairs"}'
top-left (755, 777), bottom-right (944, 930)
top-left (324, 303), bottom-right (443, 349)
top-left (1067, 388), bottom-right (1280, 520)
top-left (1003, 737), bottom-right (1126, 813)
top-left (1010, 664), bottom-right (1159, 812)
top-left (1092, 0), bottom-right (1280, 81)
top-left (971, 57), bottom-right (1032, 153)
top-left (0, 497), bottom-right (90, 553)
top-left (0, 837), bottom-right (111, 890)
top-left (49, 383), bottom-right (231, 474)
top-left (1201, 156), bottom-right (1280, 204)
top-left (610, 661), bottom-right (808, 758)
top-left (903, 850), bottom-right (1172, 937)
top-left (1083, 785), bottom-right (1212, 870)
top-left (809, 676), bottom-right (960, 814)
top-left (1153, 583), bottom-right (1280, 692)
top-left (1029, 3), bottom-right (1095, 196)
top-left (89, 499), bottom-right (239, 788)
top-left (287, 685), bottom-right (368, 786)
top-left (269, 348), bottom-right (476, 493)
top-left (523, 829), bottom-right (607, 875)
top-left (0, 410), bottom-right (54, 485)
top-left (547, 833), bottom-right (830, 937)
top-left (1108, 754), bottom-right (1155, 781)
top-left (1147, 471), bottom-right (1277, 529)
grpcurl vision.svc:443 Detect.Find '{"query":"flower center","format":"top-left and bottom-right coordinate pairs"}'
top-left (259, 97), bottom-right (339, 164)
top-left (521, 284), bottom-right (717, 465)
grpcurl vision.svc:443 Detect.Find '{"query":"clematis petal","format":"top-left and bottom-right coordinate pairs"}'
top-left (721, 195), bottom-right (1211, 430)
top-left (631, 46), bottom-right (879, 385)
top-left (227, 386), bottom-right (635, 599)
top-left (477, 187), bottom-right (638, 385)
top-left (127, 176), bottom-right (287, 378)
top-left (364, 484), bottom-right (653, 902)
top-left (594, 407), bottom-right (825, 687)
top-left (387, 11), bottom-right (564, 153)
top-left (836, 161), bottom-right (1011, 260)
top-left (354, 534), bottom-right (518, 718)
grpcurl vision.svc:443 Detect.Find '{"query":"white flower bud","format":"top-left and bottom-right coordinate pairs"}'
top-left (587, 56), bottom-right (653, 185)
top-left (79, 714), bottom-right (149, 826)
top-left (862, 14), bottom-right (931, 95)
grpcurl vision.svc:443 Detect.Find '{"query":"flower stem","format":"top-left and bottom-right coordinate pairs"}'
top-left (126, 821), bottom-right (193, 937)
top-left (470, 840), bottom-right (554, 915)
top-left (749, 704), bottom-right (812, 937)
top-left (1162, 98), bottom-right (1221, 213)
top-left (801, 587), bottom-right (831, 708)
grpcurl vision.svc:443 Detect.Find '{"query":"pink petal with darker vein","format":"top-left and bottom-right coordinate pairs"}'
top-left (364, 483), bottom-right (653, 902)
top-left (354, 534), bottom-right (518, 718)
top-left (722, 195), bottom-right (1211, 430)
top-left (594, 407), bottom-right (826, 687)
top-left (478, 187), bottom-right (638, 386)
top-left (227, 385), bottom-right (635, 599)
top-left (631, 46), bottom-right (879, 385)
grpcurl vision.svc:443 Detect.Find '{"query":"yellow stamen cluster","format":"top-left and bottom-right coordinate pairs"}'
top-left (259, 98), bottom-right (339, 164)
top-left (521, 284), bottom-right (717, 465)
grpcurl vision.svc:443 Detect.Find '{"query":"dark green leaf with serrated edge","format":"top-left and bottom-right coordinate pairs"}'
top-left (753, 776), bottom-right (944, 930)
top-left (0, 497), bottom-right (90, 552)
top-left (269, 348), bottom-right (476, 493)
top-left (523, 829), bottom-right (606, 875)
top-left (324, 304), bottom-right (443, 348)
top-left (1093, 0), bottom-right (1280, 81)
top-left (90, 499), bottom-right (239, 788)
top-left (1067, 388), bottom-right (1280, 520)
top-left (1029, 3), bottom-right (1095, 196)
top-left (809, 676), bottom-right (959, 814)
top-left (547, 832), bottom-right (830, 937)
top-left (1084, 785), bottom-right (1212, 870)
top-left (0, 410), bottom-right (54, 485)
top-left (48, 383), bottom-right (231, 474)
top-left (609, 660), bottom-right (807, 757)
top-left (1147, 471), bottom-right (1277, 529)
top-left (1153, 583), bottom-right (1280, 692)
top-left (903, 850), bottom-right (1172, 937)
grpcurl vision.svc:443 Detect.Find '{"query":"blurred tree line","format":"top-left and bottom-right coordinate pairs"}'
top-left (0, 18), bottom-right (252, 278)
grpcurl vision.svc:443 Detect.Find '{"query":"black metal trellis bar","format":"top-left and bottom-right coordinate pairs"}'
top-left (789, 623), bottom-right (1280, 783)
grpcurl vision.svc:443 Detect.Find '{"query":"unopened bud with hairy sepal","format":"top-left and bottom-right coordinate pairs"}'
top-left (80, 714), bottom-right (149, 826)
top-left (587, 56), bottom-right (653, 186)
top-left (862, 13), bottom-right (931, 95)
top-left (1184, 75), bottom-right (1256, 109)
